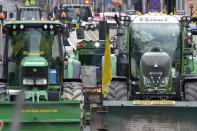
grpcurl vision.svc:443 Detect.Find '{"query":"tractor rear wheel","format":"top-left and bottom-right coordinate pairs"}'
top-left (105, 80), bottom-right (127, 100)
top-left (61, 81), bottom-right (84, 129)
top-left (185, 81), bottom-right (197, 101)
top-left (61, 82), bottom-right (83, 100)
top-left (0, 83), bottom-right (7, 100)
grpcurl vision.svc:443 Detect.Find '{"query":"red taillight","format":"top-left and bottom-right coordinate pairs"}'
top-left (80, 43), bottom-right (85, 47)
top-left (94, 13), bottom-right (100, 17)
top-left (77, 43), bottom-right (85, 48)
top-left (0, 120), bottom-right (3, 130)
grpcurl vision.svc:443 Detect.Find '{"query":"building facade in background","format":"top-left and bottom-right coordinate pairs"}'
top-left (94, 0), bottom-right (197, 15)
top-left (4, 0), bottom-right (197, 16)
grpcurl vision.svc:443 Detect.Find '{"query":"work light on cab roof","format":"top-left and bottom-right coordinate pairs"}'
top-left (84, 0), bottom-right (90, 5)
top-left (77, 10), bottom-right (81, 15)
top-left (0, 13), bottom-right (5, 20)
top-left (61, 12), bottom-right (67, 18)
top-left (189, 1), bottom-right (194, 8)
top-left (117, 0), bottom-right (123, 6)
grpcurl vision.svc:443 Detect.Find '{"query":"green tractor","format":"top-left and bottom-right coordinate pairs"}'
top-left (90, 14), bottom-right (197, 130)
top-left (128, 15), bottom-right (196, 100)
top-left (0, 20), bottom-right (84, 131)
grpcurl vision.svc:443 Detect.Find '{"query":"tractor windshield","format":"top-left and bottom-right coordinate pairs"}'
top-left (78, 41), bottom-right (116, 67)
top-left (20, 10), bottom-right (40, 20)
top-left (130, 23), bottom-right (181, 78)
top-left (63, 6), bottom-right (92, 22)
top-left (7, 28), bottom-right (61, 85)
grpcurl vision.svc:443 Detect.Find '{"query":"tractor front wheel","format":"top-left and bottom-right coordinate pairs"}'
top-left (61, 82), bottom-right (83, 100)
top-left (184, 81), bottom-right (197, 101)
top-left (105, 80), bottom-right (127, 100)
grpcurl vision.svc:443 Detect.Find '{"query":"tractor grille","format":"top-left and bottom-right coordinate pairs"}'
top-left (22, 66), bottom-right (48, 78)
top-left (141, 55), bottom-right (170, 86)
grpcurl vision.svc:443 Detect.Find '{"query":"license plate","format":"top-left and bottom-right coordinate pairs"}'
top-left (133, 100), bottom-right (176, 105)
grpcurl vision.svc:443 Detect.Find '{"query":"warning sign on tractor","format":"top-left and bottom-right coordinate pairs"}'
top-left (133, 100), bottom-right (176, 105)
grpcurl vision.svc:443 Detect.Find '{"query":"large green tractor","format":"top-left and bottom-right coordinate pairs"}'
top-left (0, 20), bottom-right (83, 131)
top-left (90, 14), bottom-right (197, 130)
top-left (128, 15), bottom-right (197, 100)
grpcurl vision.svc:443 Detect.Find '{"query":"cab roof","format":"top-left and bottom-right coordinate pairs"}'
top-left (18, 7), bottom-right (42, 10)
top-left (3, 20), bottom-right (63, 26)
top-left (62, 4), bottom-right (91, 8)
top-left (132, 14), bottom-right (179, 24)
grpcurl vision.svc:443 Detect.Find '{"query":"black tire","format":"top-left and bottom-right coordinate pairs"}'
top-left (105, 80), bottom-right (127, 100)
top-left (185, 81), bottom-right (197, 101)
top-left (61, 82), bottom-right (83, 100)
top-left (0, 83), bottom-right (7, 100)
top-left (61, 82), bottom-right (84, 130)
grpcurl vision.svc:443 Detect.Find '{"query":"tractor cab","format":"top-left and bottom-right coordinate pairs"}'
top-left (122, 14), bottom-right (194, 100)
top-left (16, 7), bottom-right (42, 20)
top-left (130, 15), bottom-right (181, 79)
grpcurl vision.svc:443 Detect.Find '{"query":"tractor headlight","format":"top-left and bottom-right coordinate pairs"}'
top-left (143, 77), bottom-right (151, 87)
top-left (120, 16), bottom-right (125, 21)
top-left (35, 79), bottom-right (47, 85)
top-left (95, 42), bottom-right (100, 48)
top-left (187, 16), bottom-right (191, 21)
top-left (23, 78), bottom-right (34, 85)
top-left (125, 16), bottom-right (130, 21)
top-left (160, 77), bottom-right (168, 87)
top-left (182, 16), bottom-right (186, 21)
top-left (89, 24), bottom-right (94, 29)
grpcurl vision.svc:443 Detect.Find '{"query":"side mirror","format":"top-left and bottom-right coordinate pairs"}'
top-left (9, 12), bottom-right (13, 19)
top-left (99, 20), bottom-right (108, 40)
top-left (63, 27), bottom-right (70, 38)
top-left (0, 55), bottom-right (3, 64)
top-left (76, 26), bottom-right (85, 39)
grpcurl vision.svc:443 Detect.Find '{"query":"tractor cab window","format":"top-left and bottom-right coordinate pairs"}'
top-left (130, 23), bottom-right (181, 78)
top-left (64, 7), bottom-right (92, 22)
top-left (7, 27), bottom-right (61, 85)
top-left (20, 10), bottom-right (40, 20)
top-left (78, 41), bottom-right (115, 68)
